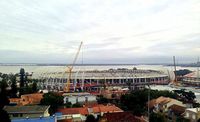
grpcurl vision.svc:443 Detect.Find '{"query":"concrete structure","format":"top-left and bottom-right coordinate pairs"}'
top-left (38, 68), bottom-right (169, 91)
top-left (182, 71), bottom-right (200, 86)
top-left (184, 108), bottom-right (200, 122)
top-left (4, 105), bottom-right (50, 119)
top-left (63, 92), bottom-right (97, 104)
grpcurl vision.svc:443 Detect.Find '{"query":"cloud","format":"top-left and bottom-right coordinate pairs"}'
top-left (0, 0), bottom-right (200, 64)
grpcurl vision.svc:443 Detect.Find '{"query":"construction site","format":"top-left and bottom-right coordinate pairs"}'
top-left (29, 42), bottom-right (170, 92)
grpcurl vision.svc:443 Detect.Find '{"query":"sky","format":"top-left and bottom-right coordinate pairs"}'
top-left (0, 0), bottom-right (200, 64)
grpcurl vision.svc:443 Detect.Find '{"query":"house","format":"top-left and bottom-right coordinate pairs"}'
top-left (100, 112), bottom-right (145, 122)
top-left (9, 98), bottom-right (21, 106)
top-left (20, 93), bottom-right (43, 105)
top-left (148, 96), bottom-right (186, 113)
top-left (184, 108), bottom-right (200, 122)
top-left (100, 89), bottom-right (129, 99)
top-left (92, 104), bottom-right (123, 116)
top-left (9, 93), bottom-right (43, 106)
top-left (57, 104), bottom-right (123, 122)
top-left (168, 104), bottom-right (186, 121)
top-left (63, 92), bottom-right (97, 105)
top-left (4, 105), bottom-right (50, 119)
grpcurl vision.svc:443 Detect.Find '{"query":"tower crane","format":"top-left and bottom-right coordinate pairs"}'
top-left (64, 41), bottom-right (83, 92)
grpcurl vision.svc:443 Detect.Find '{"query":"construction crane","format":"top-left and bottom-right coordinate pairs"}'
top-left (64, 41), bottom-right (83, 92)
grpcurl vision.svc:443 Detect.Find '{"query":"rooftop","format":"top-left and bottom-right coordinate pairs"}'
top-left (102, 112), bottom-right (145, 122)
top-left (38, 69), bottom-right (167, 79)
top-left (148, 96), bottom-right (181, 109)
top-left (4, 105), bottom-right (50, 114)
top-left (184, 71), bottom-right (199, 78)
top-left (57, 104), bottom-right (123, 115)
top-left (12, 117), bottom-right (55, 122)
top-left (169, 104), bottom-right (186, 115)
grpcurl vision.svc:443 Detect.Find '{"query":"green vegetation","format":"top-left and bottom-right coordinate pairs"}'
top-left (176, 117), bottom-right (190, 122)
top-left (64, 102), bottom-right (72, 108)
top-left (0, 69), bottom-right (40, 98)
top-left (150, 112), bottom-right (166, 122)
top-left (40, 92), bottom-right (64, 115)
top-left (119, 89), bottom-right (178, 116)
top-left (0, 109), bottom-right (11, 122)
top-left (97, 95), bottom-right (109, 104)
top-left (173, 89), bottom-right (196, 103)
top-left (72, 102), bottom-right (82, 108)
top-left (0, 74), bottom-right (11, 122)
top-left (175, 69), bottom-right (192, 76)
top-left (85, 114), bottom-right (96, 122)
top-left (10, 74), bottom-right (17, 98)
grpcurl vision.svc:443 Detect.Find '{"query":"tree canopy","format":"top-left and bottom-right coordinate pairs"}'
top-left (40, 92), bottom-right (64, 115)
top-left (120, 89), bottom-right (178, 116)
top-left (85, 114), bottom-right (96, 122)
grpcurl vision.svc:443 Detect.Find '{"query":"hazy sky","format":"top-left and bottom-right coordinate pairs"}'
top-left (0, 0), bottom-right (200, 64)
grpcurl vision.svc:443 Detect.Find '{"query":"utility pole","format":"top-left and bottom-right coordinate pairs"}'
top-left (197, 57), bottom-right (199, 81)
top-left (147, 84), bottom-right (150, 122)
top-left (173, 56), bottom-right (177, 83)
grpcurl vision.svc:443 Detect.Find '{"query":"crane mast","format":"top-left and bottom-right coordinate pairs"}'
top-left (65, 41), bottom-right (83, 92)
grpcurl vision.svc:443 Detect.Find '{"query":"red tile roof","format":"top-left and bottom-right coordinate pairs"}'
top-left (169, 104), bottom-right (186, 115)
top-left (99, 105), bottom-right (123, 113)
top-left (57, 104), bottom-right (123, 115)
top-left (102, 112), bottom-right (144, 122)
top-left (9, 98), bottom-right (20, 103)
top-left (57, 107), bottom-right (88, 115)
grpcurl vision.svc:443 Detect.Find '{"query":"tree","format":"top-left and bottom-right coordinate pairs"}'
top-left (0, 80), bottom-right (8, 93)
top-left (111, 93), bottom-right (117, 99)
top-left (97, 95), bottom-right (109, 104)
top-left (86, 114), bottom-right (96, 122)
top-left (10, 74), bottom-right (17, 98)
top-left (0, 109), bottom-right (11, 122)
top-left (32, 82), bottom-right (37, 93)
top-left (19, 68), bottom-right (25, 88)
top-left (173, 89), bottom-right (196, 103)
top-left (133, 67), bottom-right (137, 70)
top-left (64, 102), bottom-right (72, 108)
top-left (150, 113), bottom-right (166, 122)
top-left (0, 76), bottom-right (10, 122)
top-left (0, 92), bottom-right (10, 109)
top-left (19, 68), bottom-right (26, 96)
top-left (40, 92), bottom-right (64, 115)
top-left (72, 103), bottom-right (82, 108)
top-left (119, 89), bottom-right (178, 116)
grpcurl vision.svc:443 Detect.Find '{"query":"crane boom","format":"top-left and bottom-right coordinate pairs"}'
top-left (71, 41), bottom-right (83, 69)
top-left (65, 41), bottom-right (83, 92)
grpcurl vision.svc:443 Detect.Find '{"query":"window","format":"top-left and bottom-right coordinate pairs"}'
top-left (192, 114), bottom-right (196, 120)
top-left (186, 113), bottom-right (189, 118)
